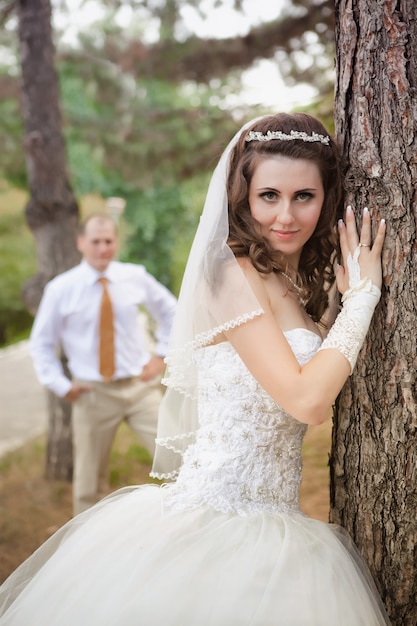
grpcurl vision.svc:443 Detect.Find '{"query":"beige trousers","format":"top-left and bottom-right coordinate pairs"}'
top-left (71, 376), bottom-right (161, 516)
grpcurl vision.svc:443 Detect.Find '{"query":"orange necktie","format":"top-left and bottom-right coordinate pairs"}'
top-left (98, 278), bottom-right (115, 380)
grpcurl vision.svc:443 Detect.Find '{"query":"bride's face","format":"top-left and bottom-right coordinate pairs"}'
top-left (248, 155), bottom-right (324, 268)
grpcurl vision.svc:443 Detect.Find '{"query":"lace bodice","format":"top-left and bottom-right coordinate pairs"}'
top-left (164, 329), bottom-right (322, 517)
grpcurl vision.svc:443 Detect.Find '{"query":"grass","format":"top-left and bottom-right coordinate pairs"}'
top-left (0, 420), bottom-right (332, 584)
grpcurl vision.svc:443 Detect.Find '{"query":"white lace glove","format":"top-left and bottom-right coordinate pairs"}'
top-left (318, 246), bottom-right (381, 373)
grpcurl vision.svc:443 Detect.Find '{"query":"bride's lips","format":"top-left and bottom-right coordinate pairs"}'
top-left (271, 230), bottom-right (299, 241)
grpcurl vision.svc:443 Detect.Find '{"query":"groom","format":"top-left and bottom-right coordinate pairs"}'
top-left (30, 214), bottom-right (177, 514)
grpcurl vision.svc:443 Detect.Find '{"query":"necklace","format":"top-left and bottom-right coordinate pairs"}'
top-left (280, 272), bottom-right (308, 307)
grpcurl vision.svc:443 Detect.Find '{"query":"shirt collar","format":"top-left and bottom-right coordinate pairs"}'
top-left (80, 259), bottom-right (116, 286)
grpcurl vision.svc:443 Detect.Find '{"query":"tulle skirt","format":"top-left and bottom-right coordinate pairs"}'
top-left (0, 484), bottom-right (390, 625)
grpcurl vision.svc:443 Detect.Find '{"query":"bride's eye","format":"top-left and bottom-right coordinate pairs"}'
top-left (260, 191), bottom-right (277, 202)
top-left (296, 192), bottom-right (314, 202)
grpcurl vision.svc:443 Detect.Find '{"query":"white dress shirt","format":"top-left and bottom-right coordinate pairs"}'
top-left (30, 260), bottom-right (177, 397)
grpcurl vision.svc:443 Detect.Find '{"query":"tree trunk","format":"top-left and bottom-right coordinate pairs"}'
top-left (44, 352), bottom-right (73, 481)
top-left (17, 0), bottom-right (80, 480)
top-left (332, 1), bottom-right (417, 623)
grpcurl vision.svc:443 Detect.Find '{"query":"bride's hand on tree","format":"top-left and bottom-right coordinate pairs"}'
top-left (336, 205), bottom-right (386, 295)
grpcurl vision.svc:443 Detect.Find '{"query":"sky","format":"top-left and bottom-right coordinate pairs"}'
top-left (53, 0), bottom-right (315, 110)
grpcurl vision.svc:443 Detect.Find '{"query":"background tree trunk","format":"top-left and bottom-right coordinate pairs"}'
top-left (332, 1), bottom-right (417, 623)
top-left (17, 0), bottom-right (80, 480)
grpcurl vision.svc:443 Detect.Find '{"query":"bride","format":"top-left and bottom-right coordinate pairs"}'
top-left (0, 112), bottom-right (390, 625)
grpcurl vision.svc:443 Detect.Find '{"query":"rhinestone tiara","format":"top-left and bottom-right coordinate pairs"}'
top-left (245, 129), bottom-right (330, 145)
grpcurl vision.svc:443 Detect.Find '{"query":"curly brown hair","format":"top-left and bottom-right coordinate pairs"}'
top-left (226, 112), bottom-right (343, 323)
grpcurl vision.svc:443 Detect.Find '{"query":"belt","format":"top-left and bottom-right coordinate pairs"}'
top-left (110, 377), bottom-right (137, 385)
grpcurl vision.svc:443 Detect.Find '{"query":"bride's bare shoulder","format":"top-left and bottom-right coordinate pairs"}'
top-left (236, 256), bottom-right (259, 276)
top-left (236, 257), bottom-right (266, 285)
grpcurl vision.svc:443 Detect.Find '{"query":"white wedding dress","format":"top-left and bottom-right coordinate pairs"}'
top-left (0, 329), bottom-right (390, 625)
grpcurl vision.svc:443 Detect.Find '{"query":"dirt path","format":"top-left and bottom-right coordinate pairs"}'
top-left (0, 341), bottom-right (47, 457)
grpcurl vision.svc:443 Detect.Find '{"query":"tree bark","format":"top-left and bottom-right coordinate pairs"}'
top-left (44, 352), bottom-right (73, 481)
top-left (17, 0), bottom-right (80, 480)
top-left (332, 1), bottom-right (417, 623)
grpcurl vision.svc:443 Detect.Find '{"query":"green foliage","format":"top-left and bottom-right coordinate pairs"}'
top-left (0, 99), bottom-right (25, 188)
top-left (120, 171), bottom-right (211, 293)
top-left (59, 61), bottom-right (125, 197)
top-left (168, 172), bottom-right (211, 293)
top-left (0, 195), bottom-right (36, 345)
top-left (58, 52), bottom-right (238, 197)
top-left (109, 443), bottom-right (154, 486)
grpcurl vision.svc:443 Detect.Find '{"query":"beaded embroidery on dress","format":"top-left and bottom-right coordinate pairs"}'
top-left (164, 329), bottom-right (319, 516)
